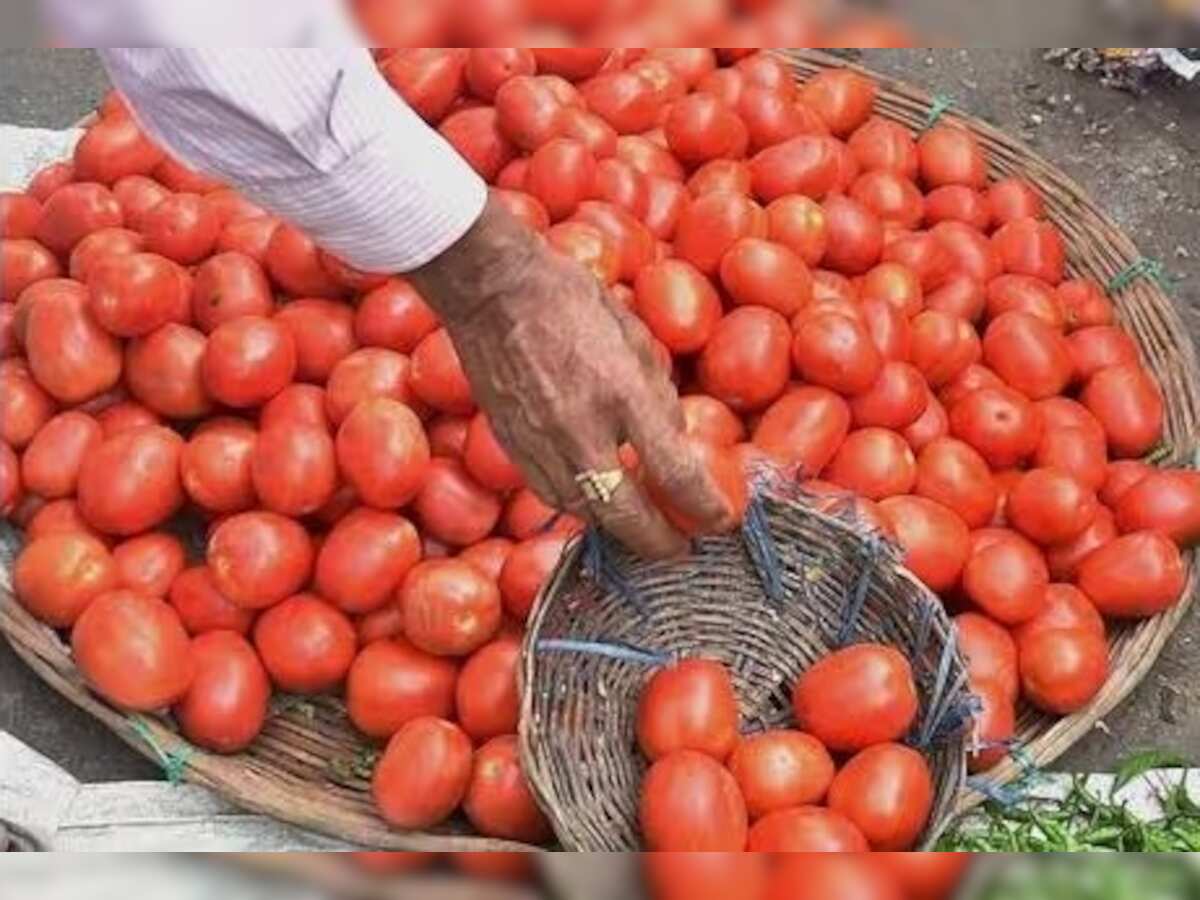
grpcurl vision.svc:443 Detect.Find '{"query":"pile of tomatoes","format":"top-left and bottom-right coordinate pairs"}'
top-left (1, 46), bottom-right (1196, 850)
top-left (637, 648), bottom-right (933, 852)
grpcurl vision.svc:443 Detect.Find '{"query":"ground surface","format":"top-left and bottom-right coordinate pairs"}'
top-left (0, 48), bottom-right (1197, 784)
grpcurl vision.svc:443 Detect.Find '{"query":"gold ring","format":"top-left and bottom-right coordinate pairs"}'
top-left (575, 468), bottom-right (625, 505)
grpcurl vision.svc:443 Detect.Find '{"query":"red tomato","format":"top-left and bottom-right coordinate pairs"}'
top-left (466, 47), bottom-right (536, 101)
top-left (687, 159), bottom-right (751, 198)
top-left (1018, 627), bottom-right (1108, 714)
top-left (729, 730), bottom-right (835, 819)
top-left (265, 224), bottom-right (345, 297)
top-left (111, 175), bottom-right (170, 229)
top-left (250, 425), bottom-right (337, 517)
top-left (747, 807), bottom-right (869, 852)
top-left (325, 347), bottom-right (419, 425)
top-left (884, 232), bottom-right (955, 291)
top-left (13, 532), bottom-right (118, 628)
top-left (581, 71), bottom-right (661, 134)
top-left (137, 193), bottom-right (219, 265)
top-left (410, 328), bottom-right (475, 415)
top-left (637, 658), bottom-right (739, 762)
top-left (875, 854), bottom-right (972, 900)
top-left (698, 307), bottom-right (792, 411)
top-left (962, 529), bottom-right (1049, 624)
top-left (465, 734), bottom-right (553, 842)
top-left (74, 117), bottom-right (163, 185)
top-left (903, 389), bottom-right (949, 452)
top-left (154, 156), bottom-right (223, 193)
top-left (373, 717), bottom-right (472, 829)
top-left (948, 385), bottom-right (1042, 468)
top-left (72, 589), bottom-right (193, 710)
top-left (336, 398), bottom-right (431, 509)
top-left (546, 221), bottom-right (620, 286)
top-left (982, 311), bottom-right (1073, 400)
top-left (766, 194), bottom-right (828, 266)
top-left (274, 299), bottom-right (358, 384)
top-left (1102, 459), bottom-right (1154, 507)
top-left (427, 414), bottom-right (471, 460)
top-left (824, 428), bottom-right (917, 500)
top-left (202, 316), bottom-right (295, 408)
top-left (956, 610), bottom-right (1020, 700)
top-left (401, 557), bottom-right (501, 657)
top-left (965, 676), bottom-right (1016, 772)
top-left (0, 440), bottom-right (19, 517)
top-left (992, 217), bottom-right (1066, 285)
top-left (36, 183), bottom-right (124, 256)
top-left (1034, 426), bottom-right (1108, 492)
top-left (464, 413), bottom-right (524, 493)
top-left (985, 274), bottom-right (1062, 328)
top-left (664, 93), bottom-right (748, 167)
top-left (458, 538), bottom-right (514, 582)
top-left (1067, 326), bottom-right (1138, 383)
top-left (792, 309), bottom-right (883, 396)
top-left (0, 360), bottom-right (56, 448)
top-left (680, 395), bottom-right (745, 447)
top-left (499, 533), bottom-right (569, 621)
top-left (642, 175), bottom-right (689, 240)
top-left (1076, 530), bottom-right (1185, 618)
top-left (675, 189), bottom-right (767, 275)
top-left (207, 511), bottom-right (314, 610)
top-left (77, 426), bottom-right (183, 536)
top-left (95, 400), bottom-right (159, 436)
top-left (86, 252), bottom-right (185, 338)
top-left (849, 116), bottom-right (919, 179)
top-left (168, 565), bottom-right (254, 636)
top-left (180, 418), bottom-right (257, 513)
top-left (0, 192), bottom-right (43, 240)
top-left (749, 135), bottom-right (842, 203)
top-left (1, 239), bottom-right (62, 303)
top-left (753, 386), bottom-right (850, 475)
top-left (800, 69), bottom-right (876, 136)
top-left (924, 278), bottom-right (985, 330)
top-left (828, 743), bottom-right (933, 851)
top-left (720, 237), bottom-right (812, 317)
top-left (503, 488), bottom-right (562, 539)
top-left (413, 456), bottom-right (502, 548)
top-left (315, 508), bottom-right (420, 615)
top-left (633, 259), bottom-right (721, 354)
top-left (820, 194), bottom-right (883, 276)
top-left (793, 643), bottom-right (918, 752)
top-left (1114, 469), bottom-right (1200, 547)
top-left (439, 107), bottom-right (517, 182)
top-left (924, 185), bottom-right (991, 231)
top-left (493, 188), bottom-right (550, 231)
top-left (616, 134), bottom-right (685, 180)
top-left (381, 48), bottom-right (467, 124)
top-left (215, 216), bottom-right (279, 265)
top-left (1014, 583), bottom-right (1106, 646)
top-left (1045, 508), bottom-right (1118, 582)
top-left (1057, 278), bottom-right (1114, 331)
top-left (917, 126), bottom-right (986, 190)
top-left (203, 188), bottom-right (265, 228)
top-left (20, 410), bottom-right (101, 499)
top-left (879, 495), bottom-right (972, 592)
top-left (253, 592), bottom-right (356, 694)
top-left (495, 75), bottom-right (566, 151)
top-left (560, 107), bottom-right (619, 159)
top-left (68, 226), bottom-right (144, 281)
top-left (1081, 362), bottom-right (1164, 459)
top-left (112, 532), bottom-right (184, 599)
top-left (988, 177), bottom-right (1045, 225)
top-left (456, 636), bottom-right (520, 743)
top-left (860, 262), bottom-right (923, 316)
top-left (646, 49), bottom-right (718, 89)
top-left (354, 278), bottom-right (438, 354)
top-left (533, 48), bottom-right (611, 81)
top-left (768, 855), bottom-right (900, 900)
top-left (1008, 468), bottom-right (1099, 546)
top-left (1037, 396), bottom-right (1105, 443)
top-left (643, 853), bottom-right (768, 900)
top-left (26, 161), bottom-right (74, 203)
top-left (346, 638), bottom-right (457, 739)
top-left (914, 437), bottom-right (998, 529)
top-left (739, 87), bottom-right (825, 154)
top-left (174, 631), bottom-right (269, 753)
top-left (932, 221), bottom-right (1001, 284)
top-left (640, 749), bottom-right (748, 851)
top-left (22, 279), bottom-right (122, 404)
top-left (850, 362), bottom-right (928, 430)
top-left (125, 324), bottom-right (211, 421)
top-left (850, 171), bottom-right (924, 230)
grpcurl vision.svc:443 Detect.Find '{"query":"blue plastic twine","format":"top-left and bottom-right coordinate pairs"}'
top-left (740, 494), bottom-right (785, 606)
top-left (582, 527), bottom-right (645, 612)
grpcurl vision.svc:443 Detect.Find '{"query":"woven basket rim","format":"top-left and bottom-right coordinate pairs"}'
top-left (1, 48), bottom-right (1197, 853)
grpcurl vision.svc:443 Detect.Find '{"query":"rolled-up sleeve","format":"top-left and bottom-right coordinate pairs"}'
top-left (95, 48), bottom-right (487, 273)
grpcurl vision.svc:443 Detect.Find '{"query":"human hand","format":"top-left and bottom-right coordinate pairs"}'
top-left (411, 198), bottom-right (736, 559)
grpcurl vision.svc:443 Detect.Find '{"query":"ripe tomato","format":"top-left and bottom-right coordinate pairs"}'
top-left (410, 328), bottom-right (475, 416)
top-left (948, 385), bottom-right (1042, 468)
top-left (1, 239), bottom-right (62, 303)
top-left (190, 252), bottom-right (273, 334)
top-left (203, 188), bottom-right (265, 228)
top-left (1018, 627), bottom-right (1108, 714)
top-left (202, 316), bottom-right (296, 408)
top-left (372, 716), bottom-right (472, 830)
top-left (879, 495), bottom-right (971, 592)
top-left (738, 87), bottom-right (823, 154)
top-left (988, 176), bottom-right (1044, 225)
top-left (125, 323), bottom-right (212, 420)
top-left (908, 310), bottom-right (978, 390)
top-left (860, 262), bottom-right (923, 316)
top-left (850, 362), bottom-right (927, 430)
top-left (20, 410), bottom-right (101, 499)
top-left (924, 185), bottom-right (991, 231)
top-left (792, 309), bottom-right (883, 396)
top-left (768, 855), bottom-right (899, 900)
top-left (800, 69), bottom-right (876, 136)
top-left (559, 106), bottom-right (618, 159)
top-left (766, 194), bottom-right (827, 267)
top-left (180, 418), bottom-right (258, 514)
top-left (640, 749), bottom-right (748, 851)
top-left (637, 658), bottom-right (739, 762)
top-left (502, 488), bottom-right (562, 539)
top-left (664, 93), bottom-right (748, 167)
top-left (729, 730), bottom-right (835, 819)
top-left (250, 425), bottom-right (337, 517)
top-left (77, 426), bottom-right (183, 536)
top-left (325, 347), bottom-right (417, 425)
top-left (465, 735), bottom-right (553, 843)
top-left (698, 306), bottom-right (791, 411)
top-left (401, 558), bottom-right (501, 657)
top-left (13, 532), bottom-right (118, 628)
top-left (1076, 530), bottom-right (1185, 618)
top-left (346, 637), bottom-right (457, 739)
top-left (913, 436), bottom-right (997, 528)
top-left (73, 116), bottom-right (163, 185)
top-left (26, 161), bottom-right (74, 203)
top-left (992, 217), bottom-right (1065, 285)
top-left (926, 275), bottom-right (985, 323)
top-left (1058, 279), bottom-right (1115, 332)
top-left (646, 49), bottom-right (717, 89)
top-left (819, 194), bottom-right (883, 275)
top-left (111, 175), bottom-right (170, 229)
top-left (983, 311), bottom-right (1073, 399)
top-left (1014, 583), bottom-right (1106, 647)
top-left (749, 134), bottom-right (841, 203)
top-left (581, 70), bottom-right (661, 135)
top-left (616, 134), bottom-right (684, 181)
top-left (1045, 507), bottom-right (1117, 582)
top-left (354, 278), bottom-right (438, 353)
top-left (675, 190), bottom-right (767, 275)
top-left (850, 171), bottom-right (924, 231)
top-left (0, 440), bottom-right (18, 517)
top-left (985, 274), bottom-right (1062, 328)
top-left (1082, 362), bottom-right (1164, 458)
top-left (154, 155), bottom-right (224, 193)
top-left (465, 47), bottom-right (535, 102)
top-left (1007, 468), bottom-right (1099, 546)
top-left (956, 610), bottom-right (1020, 700)
top-left (428, 414), bottom-right (471, 460)
top-left (824, 428), bottom-right (917, 500)
top-left (747, 806), bottom-right (869, 852)
top-left (876, 854), bottom-right (972, 900)
top-left (917, 125), bottom-right (986, 190)
top-left (680, 395), bottom-right (745, 448)
top-left (263, 223), bottom-right (343, 298)
top-left (253, 592), bottom-right (356, 694)
top-left (458, 537), bottom-right (515, 582)
top-left (719, 237), bottom-right (813, 317)
top-left (413, 458), bottom-right (502, 547)
top-left (828, 743), bottom-right (933, 851)
top-left (274, 298), bottom-right (358, 384)
top-left (0, 192), bottom-right (42, 240)
top-left (0, 360), bottom-right (55, 449)
top-left (381, 48), bottom-right (466, 124)
top-left (546, 221), bottom-right (620, 286)
top-left (1066, 325), bottom-right (1138, 383)
top-left (962, 530), bottom-right (1049, 624)
top-left (644, 853), bottom-right (768, 900)
top-left (87, 251), bottom-right (189, 339)
top-left (499, 533), bottom-right (570, 621)
top-left (168, 565), bottom-right (254, 636)
top-left (207, 511), bottom-right (314, 610)
top-left (1115, 470), bottom-right (1200, 547)
top-left (112, 532), bottom-right (184, 599)
top-left (1101, 459), bottom-right (1153, 507)
top-left (647, 438), bottom-right (748, 535)
top-left (494, 75), bottom-right (566, 152)
top-left (174, 631), bottom-right (270, 753)
top-left (752, 387), bottom-right (849, 474)
top-left (23, 279), bottom-right (123, 404)
top-left (633, 259), bottom-right (721, 354)
top-left (336, 398), bottom-right (431, 509)
top-left (572, 200), bottom-right (655, 281)
top-left (642, 175), bottom-right (689, 240)
top-left (68, 226), bottom-right (144, 281)
top-left (36, 183), bottom-right (124, 256)
top-left (457, 636), bottom-right (520, 743)
top-left (793, 643), bottom-right (918, 752)
top-left (464, 413), bottom-right (524, 492)
top-left (932, 221), bottom-right (1001, 284)
top-left (138, 193), bottom-right (220, 265)
top-left (528, 48), bottom-right (608, 81)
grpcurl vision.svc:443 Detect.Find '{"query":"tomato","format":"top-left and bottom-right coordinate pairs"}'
top-left (829, 743), bottom-right (933, 851)
top-left (13, 532), bottom-right (117, 628)
top-left (876, 855), bottom-right (971, 900)
top-left (719, 237), bottom-right (813, 318)
top-left (581, 71), bottom-right (661, 135)
top-left (924, 185), bottom-right (991, 231)
top-left (464, 47), bottom-right (536, 102)
top-left (1114, 469), bottom-right (1200, 547)
top-left (26, 162), bottom-right (74, 203)
top-left (168, 565), bottom-right (254, 636)
top-left (546, 221), bottom-right (620, 286)
top-left (1008, 468), bottom-right (1099, 546)
top-left (152, 155), bottom-right (222, 193)
top-left (273, 299), bottom-right (357, 385)
top-left (75, 426), bottom-right (182, 536)
top-left (498, 532), bottom-right (569, 621)
top-left (772, 855), bottom-right (901, 900)
top-left (766, 194), bottom-right (827, 267)
top-left (925, 276), bottom-right (985, 324)
top-left (631, 259), bottom-right (718, 354)
top-left (992, 217), bottom-right (1065, 285)
top-left (334, 397), bottom-right (430, 510)
top-left (462, 413), bottom-right (523, 493)
top-left (200, 316), bottom-right (294, 408)
top-left (850, 171), bottom-right (924, 231)
top-left (22, 279), bottom-right (122, 404)
top-left (948, 385), bottom-right (1042, 468)
top-left (345, 636), bottom-right (458, 739)
top-left (616, 134), bottom-right (685, 180)
top-left (586, 159), bottom-right (649, 222)
top-left (428, 414), bottom-right (470, 460)
top-left (677, 395), bottom-right (742, 448)
top-left (108, 175), bottom-right (167, 231)
top-left (458, 539), bottom-right (514, 583)
top-left (729, 730), bottom-right (835, 820)
top-left (0, 440), bottom-right (18, 517)
top-left (675, 190), bottom-right (767, 275)
top-left (932, 222), bottom-right (1001, 286)
top-left (978, 172), bottom-right (1041, 223)
top-left (642, 175), bottom-right (689, 240)
top-left (1062, 328), bottom-right (1136, 389)
top-left (207, 511), bottom-right (314, 610)
top-left (956, 610), bottom-right (1020, 701)
top-left (980, 310), bottom-right (1073, 400)
top-left (494, 75), bottom-right (565, 151)
top-left (1076, 530), bottom-right (1185, 619)
top-left (19, 411), bottom-right (99, 500)
top-left (793, 643), bottom-right (918, 752)
top-left (248, 424), bottom-right (336, 517)
top-left (800, 69), bottom-right (876, 136)
top-left (749, 135), bottom-right (841, 203)
top-left (465, 737), bottom-right (552, 843)
top-left (1036, 396), bottom-right (1105, 443)
top-left (1034, 426), bottom-right (1108, 492)
top-left (410, 328), bottom-right (475, 415)
top-left (1054, 282), bottom-right (1111, 335)
top-left (455, 636), bottom-right (520, 744)
top-left (902, 388), bottom-right (949, 451)
top-left (753, 387), bottom-right (850, 475)
top-left (646, 49), bottom-right (717, 90)
top-left (173, 631), bottom-right (269, 754)
top-left (1018, 627), bottom-right (1108, 714)
top-left (177, 418), bottom-right (256, 514)
top-left (176, 251), bottom-right (270, 334)
top-left (68, 226), bottom-right (144, 282)
top-left (879, 495), bottom-right (971, 592)
top-left (644, 853), bottom-right (768, 900)
top-left (135, 193), bottom-right (218, 266)
top-left (353, 280), bottom-right (438, 356)
top-left (689, 158), bottom-right (752, 202)
top-left (560, 107), bottom-right (619, 159)
top-left (850, 362), bottom-right (927, 431)
top-left (503, 488), bottom-right (561, 539)
top-left (1, 239), bottom-right (62, 303)
top-left (263, 223), bottom-right (344, 298)
top-left (1014, 583), bottom-right (1106, 649)
top-left (252, 592), bottom-right (356, 694)
top-left (913, 436), bottom-right (998, 529)
top-left (1045, 507), bottom-right (1117, 582)
top-left (848, 116), bottom-right (919, 179)
top-left (792, 309), bottom-right (883, 396)
top-left (126, 325), bottom-right (212, 423)
top-left (380, 48), bottom-right (467, 124)
top-left (213, 214), bottom-right (277, 263)
top-left (491, 189), bottom-right (549, 232)
top-left (1082, 362), bottom-right (1164, 458)
top-left (532, 48), bottom-right (610, 81)
top-left (917, 125), bottom-right (986, 190)
top-left (85, 252), bottom-right (183, 339)
top-left (414, 457), bottom-right (502, 550)
top-left (1099, 460), bottom-right (1151, 509)
top-left (640, 749), bottom-right (747, 851)
top-left (884, 232), bottom-right (955, 292)
top-left (824, 428), bottom-right (916, 500)
top-left (112, 532), bottom-right (184, 600)
top-left (984, 275), bottom-right (1061, 329)
top-left (0, 361), bottom-right (54, 449)
top-left (738, 87), bottom-right (823, 154)
top-left (941, 364), bottom-right (1007, 410)
top-left (372, 716), bottom-right (472, 829)
top-left (201, 189), bottom-right (264, 229)
top-left (0, 192), bottom-right (43, 240)
top-left (663, 93), bottom-right (748, 168)
top-left (817, 194), bottom-right (883, 276)
top-left (637, 658), bottom-right (739, 762)
top-left (36, 183), bottom-right (124, 256)
top-left (698, 306), bottom-right (791, 411)
top-left (400, 558), bottom-right (502, 658)
top-left (72, 589), bottom-right (193, 711)
top-left (858, 262), bottom-right (922, 317)
top-left (73, 116), bottom-right (162, 185)
top-left (325, 347), bottom-right (418, 425)
top-left (962, 529), bottom-right (1050, 624)
top-left (747, 806), bottom-right (869, 852)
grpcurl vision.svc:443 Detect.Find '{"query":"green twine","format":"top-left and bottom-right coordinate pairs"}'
top-left (922, 94), bottom-right (956, 130)
top-left (128, 715), bottom-right (194, 785)
top-left (1108, 257), bottom-right (1174, 295)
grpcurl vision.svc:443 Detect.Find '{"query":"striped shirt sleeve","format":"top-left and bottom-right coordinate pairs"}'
top-left (95, 47), bottom-right (487, 273)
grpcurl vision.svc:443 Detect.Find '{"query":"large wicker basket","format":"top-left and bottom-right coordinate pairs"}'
top-left (1, 48), bottom-right (1197, 852)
